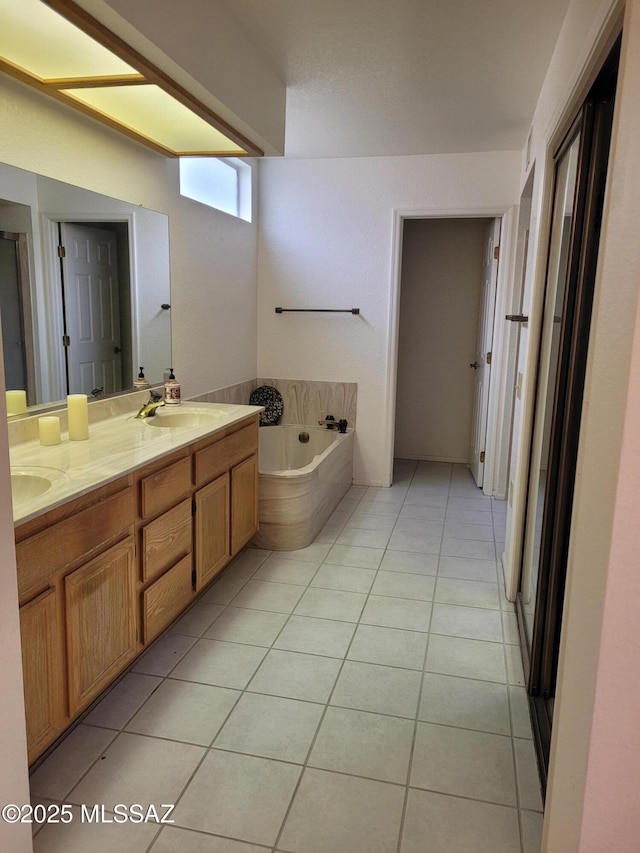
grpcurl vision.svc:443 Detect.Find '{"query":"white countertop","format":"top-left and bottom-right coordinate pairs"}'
top-left (10, 402), bottom-right (263, 525)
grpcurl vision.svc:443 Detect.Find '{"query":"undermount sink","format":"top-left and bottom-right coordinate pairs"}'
top-left (11, 471), bottom-right (53, 503)
top-left (145, 409), bottom-right (226, 429)
top-left (10, 466), bottom-right (69, 507)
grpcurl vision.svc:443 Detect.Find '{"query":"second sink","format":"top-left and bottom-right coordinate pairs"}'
top-left (145, 410), bottom-right (226, 429)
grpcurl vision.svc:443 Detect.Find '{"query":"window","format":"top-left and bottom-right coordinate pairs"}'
top-left (179, 157), bottom-right (252, 221)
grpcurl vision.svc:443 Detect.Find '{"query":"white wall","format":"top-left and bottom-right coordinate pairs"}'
top-left (395, 218), bottom-right (487, 463)
top-left (0, 75), bottom-right (258, 400)
top-left (257, 151), bottom-right (520, 486)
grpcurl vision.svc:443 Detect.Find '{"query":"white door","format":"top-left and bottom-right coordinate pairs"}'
top-left (469, 218), bottom-right (501, 487)
top-left (60, 223), bottom-right (122, 396)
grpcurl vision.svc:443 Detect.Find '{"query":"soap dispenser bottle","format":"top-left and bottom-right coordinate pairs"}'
top-left (164, 368), bottom-right (181, 405)
top-left (133, 367), bottom-right (150, 389)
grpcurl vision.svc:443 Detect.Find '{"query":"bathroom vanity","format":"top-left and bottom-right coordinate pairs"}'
top-left (10, 401), bottom-right (260, 764)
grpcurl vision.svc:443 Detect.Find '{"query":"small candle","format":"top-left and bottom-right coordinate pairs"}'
top-left (38, 416), bottom-right (61, 446)
top-left (67, 394), bottom-right (89, 441)
top-left (6, 390), bottom-right (27, 415)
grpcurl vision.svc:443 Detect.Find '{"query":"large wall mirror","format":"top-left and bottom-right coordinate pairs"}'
top-left (0, 162), bottom-right (171, 410)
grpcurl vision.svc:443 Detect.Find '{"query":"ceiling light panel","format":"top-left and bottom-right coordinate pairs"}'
top-left (64, 84), bottom-right (247, 154)
top-left (0, 0), bottom-right (137, 79)
top-left (0, 0), bottom-right (261, 156)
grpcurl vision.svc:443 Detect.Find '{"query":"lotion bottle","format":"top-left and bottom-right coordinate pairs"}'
top-left (164, 368), bottom-right (181, 405)
top-left (133, 367), bottom-right (150, 389)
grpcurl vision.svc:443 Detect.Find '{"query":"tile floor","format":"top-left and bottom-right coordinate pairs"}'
top-left (30, 460), bottom-right (543, 853)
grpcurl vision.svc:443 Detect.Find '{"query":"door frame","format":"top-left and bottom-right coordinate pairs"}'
top-left (40, 213), bottom-right (134, 400)
top-left (386, 206), bottom-right (516, 496)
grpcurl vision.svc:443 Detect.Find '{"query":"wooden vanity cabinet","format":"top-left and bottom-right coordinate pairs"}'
top-left (19, 588), bottom-right (65, 764)
top-left (15, 477), bottom-right (136, 760)
top-left (65, 538), bottom-right (137, 715)
top-left (193, 418), bottom-right (259, 589)
top-left (16, 413), bottom-right (260, 764)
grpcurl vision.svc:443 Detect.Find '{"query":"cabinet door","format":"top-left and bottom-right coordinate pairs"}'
top-left (194, 473), bottom-right (230, 590)
top-left (231, 453), bottom-right (258, 555)
top-left (65, 538), bottom-right (137, 714)
top-left (19, 588), bottom-right (66, 763)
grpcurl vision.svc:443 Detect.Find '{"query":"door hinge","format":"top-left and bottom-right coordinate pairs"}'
top-left (62, 334), bottom-right (70, 347)
top-left (486, 351), bottom-right (492, 365)
top-left (480, 451), bottom-right (485, 464)
top-left (57, 245), bottom-right (66, 258)
top-left (493, 245), bottom-right (500, 260)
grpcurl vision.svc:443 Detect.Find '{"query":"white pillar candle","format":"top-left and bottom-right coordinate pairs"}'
top-left (67, 394), bottom-right (89, 441)
top-left (6, 390), bottom-right (27, 415)
top-left (38, 416), bottom-right (61, 446)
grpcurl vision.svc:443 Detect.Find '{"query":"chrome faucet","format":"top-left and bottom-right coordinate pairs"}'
top-left (135, 389), bottom-right (166, 419)
top-left (318, 416), bottom-right (348, 433)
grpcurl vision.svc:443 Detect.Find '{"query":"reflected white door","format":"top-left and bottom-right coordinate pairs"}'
top-left (60, 223), bottom-right (122, 395)
top-left (469, 218), bottom-right (501, 487)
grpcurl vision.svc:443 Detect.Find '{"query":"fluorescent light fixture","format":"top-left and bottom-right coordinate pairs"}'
top-left (0, 0), bottom-right (262, 157)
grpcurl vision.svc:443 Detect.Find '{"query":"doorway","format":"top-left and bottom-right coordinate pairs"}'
top-left (394, 217), bottom-right (499, 476)
top-left (0, 230), bottom-right (35, 402)
top-left (518, 37), bottom-right (620, 788)
top-left (56, 221), bottom-right (132, 396)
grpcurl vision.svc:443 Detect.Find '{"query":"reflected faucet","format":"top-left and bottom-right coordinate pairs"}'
top-left (318, 416), bottom-right (348, 433)
top-left (135, 389), bottom-right (166, 419)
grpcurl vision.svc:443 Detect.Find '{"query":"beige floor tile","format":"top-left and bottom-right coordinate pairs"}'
top-left (230, 579), bottom-right (306, 613)
top-left (30, 724), bottom-right (118, 801)
top-left (125, 679), bottom-right (239, 745)
top-left (203, 606), bottom-right (288, 647)
top-left (430, 602), bottom-right (503, 642)
top-left (68, 732), bottom-right (205, 810)
top-left (248, 649), bottom-right (341, 702)
top-left (401, 789), bottom-right (521, 853)
top-left (131, 633), bottom-right (197, 676)
top-left (82, 672), bottom-right (162, 730)
top-left (214, 692), bottom-right (323, 763)
top-left (411, 722), bottom-right (517, 806)
top-left (331, 659), bottom-right (422, 718)
top-left (170, 638), bottom-right (267, 689)
top-left (279, 768), bottom-right (405, 853)
top-left (274, 615), bottom-right (356, 657)
top-left (371, 571), bottom-right (435, 602)
top-left (347, 624), bottom-right (428, 670)
top-left (172, 750), bottom-right (301, 846)
top-left (309, 706), bottom-right (414, 783)
top-left (425, 634), bottom-right (507, 683)
top-left (360, 595), bottom-right (432, 632)
top-left (419, 673), bottom-right (510, 735)
top-left (294, 587), bottom-right (366, 622)
top-left (253, 557), bottom-right (320, 585)
top-left (150, 826), bottom-right (266, 853)
top-left (434, 576), bottom-right (501, 610)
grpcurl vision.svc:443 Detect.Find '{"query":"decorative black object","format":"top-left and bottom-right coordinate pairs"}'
top-left (250, 385), bottom-right (284, 426)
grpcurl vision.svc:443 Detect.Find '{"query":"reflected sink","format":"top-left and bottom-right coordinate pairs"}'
top-left (11, 471), bottom-right (53, 503)
top-left (145, 409), bottom-right (226, 429)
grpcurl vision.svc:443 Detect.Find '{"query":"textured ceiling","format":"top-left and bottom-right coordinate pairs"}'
top-left (221, 0), bottom-right (571, 158)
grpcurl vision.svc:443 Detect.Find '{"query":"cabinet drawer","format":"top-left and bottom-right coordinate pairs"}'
top-left (16, 488), bottom-right (134, 600)
top-left (195, 422), bottom-right (258, 487)
top-left (141, 498), bottom-right (192, 583)
top-left (140, 457), bottom-right (191, 519)
top-left (142, 555), bottom-right (194, 643)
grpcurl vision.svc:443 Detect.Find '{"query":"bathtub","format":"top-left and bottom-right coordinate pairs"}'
top-left (252, 424), bottom-right (354, 550)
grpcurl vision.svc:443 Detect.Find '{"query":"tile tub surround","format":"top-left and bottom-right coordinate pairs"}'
top-left (30, 461), bottom-right (542, 853)
top-left (257, 378), bottom-right (357, 427)
top-left (189, 378), bottom-right (259, 407)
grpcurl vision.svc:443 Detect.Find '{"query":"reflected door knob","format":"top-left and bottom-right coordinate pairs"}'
top-left (469, 361), bottom-right (479, 369)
